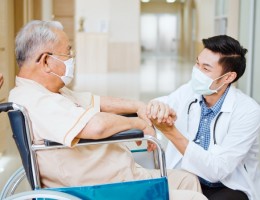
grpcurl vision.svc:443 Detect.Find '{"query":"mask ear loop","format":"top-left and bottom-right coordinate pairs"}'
top-left (212, 72), bottom-right (231, 92)
top-left (50, 71), bottom-right (62, 78)
top-left (41, 55), bottom-right (62, 78)
top-left (49, 55), bottom-right (65, 63)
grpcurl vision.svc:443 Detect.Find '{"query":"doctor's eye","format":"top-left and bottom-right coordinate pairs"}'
top-left (203, 67), bottom-right (210, 72)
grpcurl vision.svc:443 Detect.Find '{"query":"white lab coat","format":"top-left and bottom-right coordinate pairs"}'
top-left (157, 82), bottom-right (260, 200)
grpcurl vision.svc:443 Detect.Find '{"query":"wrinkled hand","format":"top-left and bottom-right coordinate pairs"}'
top-left (0, 73), bottom-right (3, 89)
top-left (144, 125), bottom-right (157, 152)
top-left (137, 102), bottom-right (152, 126)
top-left (146, 100), bottom-right (177, 125)
top-left (135, 123), bottom-right (157, 152)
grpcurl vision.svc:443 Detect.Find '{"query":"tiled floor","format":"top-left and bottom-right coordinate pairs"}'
top-left (0, 53), bottom-right (194, 193)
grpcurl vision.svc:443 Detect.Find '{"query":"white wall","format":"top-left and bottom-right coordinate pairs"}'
top-left (238, 0), bottom-right (260, 104)
top-left (226, 0), bottom-right (239, 38)
top-left (75, 0), bottom-right (139, 42)
top-left (75, 0), bottom-right (110, 33)
top-left (74, 0), bottom-right (140, 72)
top-left (41, 0), bottom-right (52, 21)
top-left (238, 0), bottom-right (251, 94)
top-left (195, 0), bottom-right (215, 41)
top-left (109, 0), bottom-right (139, 43)
top-left (252, 0), bottom-right (260, 103)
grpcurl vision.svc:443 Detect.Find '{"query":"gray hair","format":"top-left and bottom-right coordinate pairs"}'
top-left (15, 20), bottom-right (63, 67)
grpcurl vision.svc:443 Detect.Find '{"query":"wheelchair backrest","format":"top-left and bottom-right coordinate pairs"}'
top-left (8, 110), bottom-right (35, 189)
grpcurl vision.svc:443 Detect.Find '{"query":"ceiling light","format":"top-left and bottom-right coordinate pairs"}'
top-left (141, 0), bottom-right (150, 3)
top-left (166, 0), bottom-right (176, 3)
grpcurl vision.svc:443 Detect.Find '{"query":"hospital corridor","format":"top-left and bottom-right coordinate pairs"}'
top-left (0, 0), bottom-right (260, 199)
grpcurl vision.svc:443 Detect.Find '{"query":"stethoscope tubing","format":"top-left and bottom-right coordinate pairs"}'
top-left (187, 99), bottom-right (222, 145)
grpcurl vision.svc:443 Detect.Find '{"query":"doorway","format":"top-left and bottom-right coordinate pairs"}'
top-left (140, 13), bottom-right (179, 56)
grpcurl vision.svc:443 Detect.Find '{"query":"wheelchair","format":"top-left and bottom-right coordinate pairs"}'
top-left (0, 102), bottom-right (169, 200)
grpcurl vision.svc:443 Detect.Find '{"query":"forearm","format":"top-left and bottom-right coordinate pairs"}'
top-left (77, 112), bottom-right (146, 139)
top-left (161, 126), bottom-right (189, 155)
top-left (100, 96), bottom-right (145, 114)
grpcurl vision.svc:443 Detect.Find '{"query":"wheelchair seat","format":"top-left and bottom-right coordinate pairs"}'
top-left (0, 102), bottom-right (169, 200)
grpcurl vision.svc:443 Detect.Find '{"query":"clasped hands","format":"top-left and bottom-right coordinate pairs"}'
top-left (146, 100), bottom-right (176, 127)
top-left (137, 100), bottom-right (176, 152)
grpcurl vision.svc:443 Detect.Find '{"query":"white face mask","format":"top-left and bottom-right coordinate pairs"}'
top-left (191, 66), bottom-right (228, 96)
top-left (50, 56), bottom-right (75, 86)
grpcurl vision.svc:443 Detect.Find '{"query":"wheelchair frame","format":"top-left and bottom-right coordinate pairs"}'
top-left (0, 102), bottom-right (168, 200)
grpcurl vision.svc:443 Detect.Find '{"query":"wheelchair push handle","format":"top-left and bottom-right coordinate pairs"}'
top-left (0, 102), bottom-right (14, 113)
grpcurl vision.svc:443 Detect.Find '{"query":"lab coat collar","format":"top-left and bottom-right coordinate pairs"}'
top-left (191, 85), bottom-right (236, 113)
top-left (220, 85), bottom-right (236, 113)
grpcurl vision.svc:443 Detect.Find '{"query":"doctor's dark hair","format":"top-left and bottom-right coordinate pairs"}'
top-left (15, 20), bottom-right (63, 67)
top-left (202, 35), bottom-right (248, 83)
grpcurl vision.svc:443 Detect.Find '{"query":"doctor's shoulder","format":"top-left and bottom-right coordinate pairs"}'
top-left (177, 81), bottom-right (196, 99)
top-left (161, 82), bottom-right (195, 106)
top-left (233, 87), bottom-right (260, 117)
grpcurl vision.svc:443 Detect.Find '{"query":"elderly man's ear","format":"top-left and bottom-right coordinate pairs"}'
top-left (37, 54), bottom-right (51, 73)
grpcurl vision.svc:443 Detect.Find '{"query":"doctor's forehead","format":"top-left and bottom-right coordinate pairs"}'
top-left (197, 48), bottom-right (221, 67)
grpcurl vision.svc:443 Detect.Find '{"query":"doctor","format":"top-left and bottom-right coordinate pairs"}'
top-left (147, 35), bottom-right (260, 200)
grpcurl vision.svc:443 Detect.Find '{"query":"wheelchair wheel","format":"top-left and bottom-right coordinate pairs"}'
top-left (2, 190), bottom-right (81, 200)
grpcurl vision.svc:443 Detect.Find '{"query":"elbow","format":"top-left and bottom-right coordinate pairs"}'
top-left (86, 121), bottom-right (107, 139)
top-left (86, 125), bottom-right (106, 139)
top-left (78, 116), bottom-right (107, 139)
top-left (207, 159), bottom-right (234, 182)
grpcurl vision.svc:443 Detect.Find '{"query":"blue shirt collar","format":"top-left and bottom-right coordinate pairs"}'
top-left (200, 85), bottom-right (230, 115)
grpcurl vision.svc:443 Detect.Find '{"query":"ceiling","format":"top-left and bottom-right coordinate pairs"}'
top-left (141, 0), bottom-right (185, 3)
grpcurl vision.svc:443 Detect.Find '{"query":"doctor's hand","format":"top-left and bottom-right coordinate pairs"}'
top-left (0, 73), bottom-right (3, 89)
top-left (146, 100), bottom-right (176, 126)
top-left (150, 118), bottom-right (175, 138)
top-left (151, 119), bottom-right (188, 155)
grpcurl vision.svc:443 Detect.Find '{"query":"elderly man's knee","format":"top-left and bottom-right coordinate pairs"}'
top-left (181, 170), bottom-right (200, 183)
top-left (170, 190), bottom-right (208, 200)
top-left (167, 169), bottom-right (201, 191)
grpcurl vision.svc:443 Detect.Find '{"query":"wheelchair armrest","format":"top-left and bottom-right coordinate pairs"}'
top-left (0, 102), bottom-right (14, 113)
top-left (44, 129), bottom-right (144, 146)
top-left (120, 113), bottom-right (138, 117)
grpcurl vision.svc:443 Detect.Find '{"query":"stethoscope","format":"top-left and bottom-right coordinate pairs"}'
top-left (187, 98), bottom-right (223, 145)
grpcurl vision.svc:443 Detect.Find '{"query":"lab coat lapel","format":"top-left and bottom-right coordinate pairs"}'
top-left (187, 94), bottom-right (202, 140)
top-left (209, 85), bottom-right (235, 145)
top-left (220, 85), bottom-right (236, 113)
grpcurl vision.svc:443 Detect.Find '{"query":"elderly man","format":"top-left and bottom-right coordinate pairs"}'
top-left (9, 20), bottom-right (207, 200)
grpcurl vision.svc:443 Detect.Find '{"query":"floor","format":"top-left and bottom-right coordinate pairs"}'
top-left (0, 52), bottom-right (193, 192)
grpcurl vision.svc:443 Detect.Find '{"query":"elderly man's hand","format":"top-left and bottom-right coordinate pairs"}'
top-left (136, 102), bottom-right (153, 126)
top-left (0, 73), bottom-right (3, 89)
top-left (146, 100), bottom-right (177, 126)
top-left (143, 124), bottom-right (157, 152)
top-left (135, 123), bottom-right (157, 152)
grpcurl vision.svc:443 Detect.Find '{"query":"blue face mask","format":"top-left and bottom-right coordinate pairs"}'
top-left (191, 66), bottom-right (229, 96)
